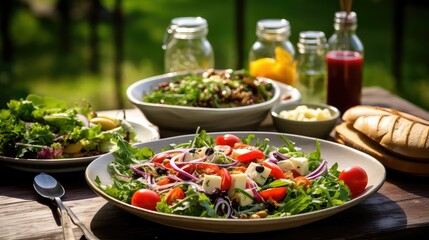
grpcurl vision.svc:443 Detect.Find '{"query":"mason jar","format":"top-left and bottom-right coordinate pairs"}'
top-left (163, 17), bottom-right (214, 73)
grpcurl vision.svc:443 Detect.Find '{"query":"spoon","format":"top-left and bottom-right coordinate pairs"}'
top-left (34, 173), bottom-right (75, 240)
top-left (34, 173), bottom-right (98, 240)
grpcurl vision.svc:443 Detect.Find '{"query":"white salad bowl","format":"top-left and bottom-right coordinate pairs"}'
top-left (126, 70), bottom-right (282, 133)
top-left (86, 131), bottom-right (386, 233)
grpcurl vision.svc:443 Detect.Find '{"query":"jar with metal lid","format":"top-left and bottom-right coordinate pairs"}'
top-left (249, 19), bottom-right (296, 86)
top-left (296, 31), bottom-right (329, 103)
top-left (163, 17), bottom-right (214, 73)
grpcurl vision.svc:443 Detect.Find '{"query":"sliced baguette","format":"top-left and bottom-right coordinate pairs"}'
top-left (343, 105), bottom-right (429, 126)
top-left (342, 105), bottom-right (429, 160)
top-left (334, 122), bottom-right (429, 176)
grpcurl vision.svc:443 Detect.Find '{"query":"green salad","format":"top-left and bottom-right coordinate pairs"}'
top-left (143, 69), bottom-right (274, 108)
top-left (0, 94), bottom-right (136, 159)
top-left (96, 130), bottom-right (366, 219)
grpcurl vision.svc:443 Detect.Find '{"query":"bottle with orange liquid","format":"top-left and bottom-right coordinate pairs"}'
top-left (249, 19), bottom-right (296, 86)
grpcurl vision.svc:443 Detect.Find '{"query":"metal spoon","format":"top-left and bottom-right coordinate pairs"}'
top-left (34, 173), bottom-right (98, 240)
top-left (34, 173), bottom-right (75, 240)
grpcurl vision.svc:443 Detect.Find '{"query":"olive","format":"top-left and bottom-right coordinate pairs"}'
top-left (256, 165), bottom-right (265, 173)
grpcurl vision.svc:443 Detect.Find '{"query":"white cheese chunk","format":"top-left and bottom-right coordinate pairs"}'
top-left (228, 173), bottom-right (247, 196)
top-left (238, 189), bottom-right (254, 207)
top-left (245, 162), bottom-right (271, 186)
top-left (277, 160), bottom-right (294, 172)
top-left (290, 157), bottom-right (309, 175)
top-left (230, 148), bottom-right (251, 159)
top-left (277, 157), bottom-right (309, 176)
top-left (202, 174), bottom-right (221, 194)
top-left (182, 147), bottom-right (215, 162)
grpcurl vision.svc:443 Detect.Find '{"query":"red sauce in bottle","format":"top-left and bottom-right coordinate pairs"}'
top-left (326, 50), bottom-right (363, 114)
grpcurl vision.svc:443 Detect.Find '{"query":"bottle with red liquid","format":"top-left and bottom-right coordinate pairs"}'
top-left (326, 11), bottom-right (364, 114)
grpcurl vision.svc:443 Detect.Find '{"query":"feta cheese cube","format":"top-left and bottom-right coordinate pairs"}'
top-left (277, 157), bottom-right (309, 176)
top-left (245, 162), bottom-right (271, 186)
top-left (289, 157), bottom-right (309, 176)
top-left (238, 189), bottom-right (254, 207)
top-left (230, 148), bottom-right (251, 159)
top-left (202, 174), bottom-right (221, 194)
top-left (228, 173), bottom-right (247, 196)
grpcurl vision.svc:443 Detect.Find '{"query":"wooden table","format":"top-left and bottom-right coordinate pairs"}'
top-left (1, 87), bottom-right (428, 239)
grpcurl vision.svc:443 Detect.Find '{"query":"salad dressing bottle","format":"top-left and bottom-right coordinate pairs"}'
top-left (163, 17), bottom-right (214, 73)
top-left (326, 11), bottom-right (364, 113)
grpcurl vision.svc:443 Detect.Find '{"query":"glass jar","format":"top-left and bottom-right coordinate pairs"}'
top-left (326, 11), bottom-right (364, 113)
top-left (296, 31), bottom-right (329, 103)
top-left (163, 17), bottom-right (214, 73)
top-left (249, 19), bottom-right (296, 86)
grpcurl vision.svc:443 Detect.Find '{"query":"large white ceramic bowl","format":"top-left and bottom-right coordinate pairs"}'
top-left (86, 131), bottom-right (386, 233)
top-left (126, 70), bottom-right (282, 132)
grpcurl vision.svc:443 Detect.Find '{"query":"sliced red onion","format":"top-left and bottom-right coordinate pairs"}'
top-left (166, 173), bottom-right (182, 182)
top-left (111, 165), bottom-right (132, 180)
top-left (247, 177), bottom-right (265, 203)
top-left (174, 154), bottom-right (208, 165)
top-left (214, 197), bottom-right (232, 218)
top-left (149, 149), bottom-right (187, 162)
top-left (306, 159), bottom-right (328, 180)
top-left (169, 155), bottom-right (202, 182)
top-left (216, 160), bottom-right (239, 168)
top-left (154, 179), bottom-right (204, 192)
top-left (130, 164), bottom-right (152, 179)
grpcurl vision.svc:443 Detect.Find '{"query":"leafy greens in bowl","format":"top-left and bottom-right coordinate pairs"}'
top-left (126, 69), bottom-right (281, 133)
top-left (0, 94), bottom-right (138, 160)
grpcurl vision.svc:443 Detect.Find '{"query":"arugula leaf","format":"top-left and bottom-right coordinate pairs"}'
top-left (166, 186), bottom-right (216, 217)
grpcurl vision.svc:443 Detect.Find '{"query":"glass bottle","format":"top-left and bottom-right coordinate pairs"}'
top-left (249, 19), bottom-right (296, 86)
top-left (163, 17), bottom-right (214, 73)
top-left (326, 11), bottom-right (364, 114)
top-left (296, 31), bottom-right (329, 103)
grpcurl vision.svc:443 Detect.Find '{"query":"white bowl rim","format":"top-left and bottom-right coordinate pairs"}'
top-left (126, 71), bottom-right (281, 112)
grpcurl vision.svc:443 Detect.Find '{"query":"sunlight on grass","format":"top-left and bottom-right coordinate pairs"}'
top-left (3, 0), bottom-right (428, 111)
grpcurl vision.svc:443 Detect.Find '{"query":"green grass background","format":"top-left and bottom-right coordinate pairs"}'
top-left (1, 0), bottom-right (428, 111)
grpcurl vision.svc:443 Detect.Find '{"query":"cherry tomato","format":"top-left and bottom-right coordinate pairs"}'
top-left (131, 189), bottom-right (161, 211)
top-left (232, 143), bottom-right (259, 151)
top-left (215, 134), bottom-right (241, 148)
top-left (235, 149), bottom-right (265, 162)
top-left (196, 163), bottom-right (220, 175)
top-left (291, 169), bottom-right (301, 178)
top-left (263, 161), bottom-right (285, 179)
top-left (259, 187), bottom-right (287, 202)
top-left (219, 168), bottom-right (232, 191)
top-left (338, 166), bottom-right (368, 198)
top-left (156, 178), bottom-right (171, 186)
top-left (294, 176), bottom-right (310, 189)
top-left (151, 152), bottom-right (170, 163)
top-left (165, 187), bottom-right (185, 205)
top-left (214, 145), bottom-right (232, 155)
top-left (176, 164), bottom-right (196, 180)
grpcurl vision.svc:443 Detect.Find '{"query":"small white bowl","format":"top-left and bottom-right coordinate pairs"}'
top-left (271, 102), bottom-right (340, 139)
top-left (126, 70), bottom-right (282, 133)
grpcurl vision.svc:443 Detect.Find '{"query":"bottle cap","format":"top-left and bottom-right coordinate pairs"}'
top-left (334, 11), bottom-right (357, 24)
top-left (163, 17), bottom-right (208, 49)
top-left (256, 19), bottom-right (291, 40)
top-left (297, 31), bottom-right (328, 53)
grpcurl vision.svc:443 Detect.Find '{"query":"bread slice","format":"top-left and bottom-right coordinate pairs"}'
top-left (334, 122), bottom-right (429, 176)
top-left (343, 105), bottom-right (429, 126)
top-left (342, 106), bottom-right (429, 160)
